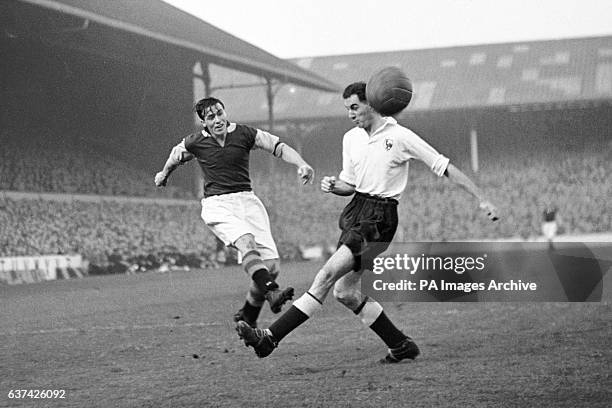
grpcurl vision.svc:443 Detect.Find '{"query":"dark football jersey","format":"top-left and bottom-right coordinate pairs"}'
top-left (183, 124), bottom-right (257, 197)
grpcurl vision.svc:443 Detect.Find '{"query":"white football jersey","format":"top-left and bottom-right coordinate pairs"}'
top-left (339, 117), bottom-right (449, 200)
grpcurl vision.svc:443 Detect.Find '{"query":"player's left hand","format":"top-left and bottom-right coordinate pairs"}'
top-left (479, 200), bottom-right (499, 221)
top-left (154, 171), bottom-right (168, 187)
top-left (297, 164), bottom-right (314, 185)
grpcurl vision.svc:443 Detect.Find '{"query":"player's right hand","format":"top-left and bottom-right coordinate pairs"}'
top-left (154, 171), bottom-right (168, 187)
top-left (297, 164), bottom-right (315, 185)
top-left (321, 176), bottom-right (336, 193)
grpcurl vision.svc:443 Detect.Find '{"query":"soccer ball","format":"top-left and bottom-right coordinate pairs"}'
top-left (366, 67), bottom-right (413, 116)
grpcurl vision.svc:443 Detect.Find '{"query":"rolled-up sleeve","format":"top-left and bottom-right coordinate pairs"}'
top-left (170, 140), bottom-right (194, 164)
top-left (402, 131), bottom-right (449, 177)
top-left (254, 129), bottom-right (281, 154)
top-left (430, 155), bottom-right (450, 177)
top-left (338, 134), bottom-right (356, 185)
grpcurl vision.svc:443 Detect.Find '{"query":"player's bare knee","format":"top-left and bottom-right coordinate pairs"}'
top-left (333, 285), bottom-right (359, 308)
top-left (332, 287), bottom-right (350, 304)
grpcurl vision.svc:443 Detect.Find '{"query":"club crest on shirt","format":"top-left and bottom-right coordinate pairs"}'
top-left (384, 138), bottom-right (394, 151)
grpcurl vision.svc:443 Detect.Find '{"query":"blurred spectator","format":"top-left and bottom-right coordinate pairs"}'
top-left (542, 204), bottom-right (558, 247)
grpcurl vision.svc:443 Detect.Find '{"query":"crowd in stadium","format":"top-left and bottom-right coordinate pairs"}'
top-left (0, 196), bottom-right (219, 273)
top-left (0, 137), bottom-right (609, 273)
top-left (0, 136), bottom-right (193, 199)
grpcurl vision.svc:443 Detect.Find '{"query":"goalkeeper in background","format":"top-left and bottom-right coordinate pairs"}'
top-left (155, 97), bottom-right (314, 327)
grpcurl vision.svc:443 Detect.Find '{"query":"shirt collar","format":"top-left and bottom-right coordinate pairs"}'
top-left (201, 122), bottom-right (236, 137)
top-left (370, 116), bottom-right (397, 138)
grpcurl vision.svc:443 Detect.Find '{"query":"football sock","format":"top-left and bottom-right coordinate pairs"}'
top-left (252, 269), bottom-right (279, 292)
top-left (241, 300), bottom-right (262, 323)
top-left (246, 284), bottom-right (266, 307)
top-left (243, 250), bottom-right (277, 292)
top-left (269, 292), bottom-right (321, 341)
top-left (356, 299), bottom-right (407, 348)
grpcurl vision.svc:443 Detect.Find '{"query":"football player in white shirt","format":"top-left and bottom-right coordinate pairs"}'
top-left (238, 82), bottom-right (498, 363)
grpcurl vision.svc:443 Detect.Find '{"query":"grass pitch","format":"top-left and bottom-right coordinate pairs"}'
top-left (1, 261), bottom-right (610, 407)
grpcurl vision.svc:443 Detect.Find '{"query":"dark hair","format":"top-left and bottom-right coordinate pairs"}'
top-left (194, 97), bottom-right (225, 120)
top-left (342, 82), bottom-right (367, 102)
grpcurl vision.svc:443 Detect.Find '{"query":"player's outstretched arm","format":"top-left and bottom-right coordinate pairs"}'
top-left (154, 143), bottom-right (193, 187)
top-left (444, 163), bottom-right (499, 221)
top-left (254, 129), bottom-right (314, 184)
top-left (276, 144), bottom-right (315, 185)
top-left (321, 176), bottom-right (355, 196)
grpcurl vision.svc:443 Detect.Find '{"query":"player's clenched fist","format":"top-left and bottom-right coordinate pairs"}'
top-left (154, 171), bottom-right (168, 187)
top-left (321, 176), bottom-right (336, 193)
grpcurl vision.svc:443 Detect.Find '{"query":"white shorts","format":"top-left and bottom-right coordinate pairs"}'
top-left (201, 191), bottom-right (279, 261)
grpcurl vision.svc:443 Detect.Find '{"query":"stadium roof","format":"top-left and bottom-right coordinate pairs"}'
top-left (8, 0), bottom-right (339, 92)
top-left (211, 35), bottom-right (612, 122)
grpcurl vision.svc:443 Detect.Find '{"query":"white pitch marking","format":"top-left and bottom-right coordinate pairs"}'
top-left (1, 321), bottom-right (225, 336)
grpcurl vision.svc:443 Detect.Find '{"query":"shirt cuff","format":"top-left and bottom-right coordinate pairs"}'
top-left (255, 129), bottom-right (280, 153)
top-left (431, 155), bottom-right (450, 177)
top-left (170, 141), bottom-right (190, 163)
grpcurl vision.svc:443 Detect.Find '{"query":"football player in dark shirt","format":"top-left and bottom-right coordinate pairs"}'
top-left (155, 97), bottom-right (314, 327)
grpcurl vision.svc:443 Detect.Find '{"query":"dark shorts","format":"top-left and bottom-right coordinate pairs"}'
top-left (337, 192), bottom-right (399, 271)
